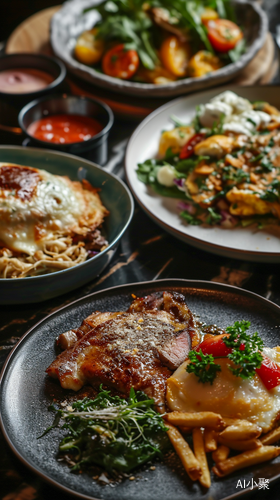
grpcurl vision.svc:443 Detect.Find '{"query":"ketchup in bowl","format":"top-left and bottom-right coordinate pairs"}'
top-left (27, 114), bottom-right (103, 144)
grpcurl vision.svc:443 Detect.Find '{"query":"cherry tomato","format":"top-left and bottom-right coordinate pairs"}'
top-left (74, 29), bottom-right (105, 65)
top-left (195, 334), bottom-right (232, 357)
top-left (256, 354), bottom-right (280, 390)
top-left (160, 36), bottom-right (191, 77)
top-left (102, 44), bottom-right (139, 80)
top-left (206, 19), bottom-right (243, 53)
top-left (187, 51), bottom-right (222, 78)
top-left (179, 133), bottom-right (205, 159)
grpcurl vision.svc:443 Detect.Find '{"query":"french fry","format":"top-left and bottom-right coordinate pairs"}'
top-left (165, 411), bottom-right (225, 430)
top-left (193, 428), bottom-right (211, 489)
top-left (166, 423), bottom-right (202, 481)
top-left (219, 421), bottom-right (262, 440)
top-left (204, 428), bottom-right (218, 452)
top-left (217, 435), bottom-right (261, 451)
top-left (213, 446), bottom-right (280, 477)
top-left (212, 445), bottom-right (230, 463)
top-left (179, 426), bottom-right (192, 434)
top-left (260, 426), bottom-right (280, 445)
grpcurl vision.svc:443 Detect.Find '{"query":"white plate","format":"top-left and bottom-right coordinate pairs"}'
top-left (50, 0), bottom-right (267, 98)
top-left (125, 85), bottom-right (280, 262)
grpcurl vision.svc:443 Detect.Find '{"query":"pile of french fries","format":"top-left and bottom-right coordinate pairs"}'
top-left (164, 411), bottom-right (280, 488)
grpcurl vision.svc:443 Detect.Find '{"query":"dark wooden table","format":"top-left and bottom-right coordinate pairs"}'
top-left (1, 2), bottom-right (280, 498)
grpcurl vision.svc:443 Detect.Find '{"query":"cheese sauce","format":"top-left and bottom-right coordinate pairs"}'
top-left (27, 114), bottom-right (103, 144)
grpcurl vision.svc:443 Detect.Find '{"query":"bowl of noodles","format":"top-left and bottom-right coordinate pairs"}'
top-left (0, 146), bottom-right (133, 304)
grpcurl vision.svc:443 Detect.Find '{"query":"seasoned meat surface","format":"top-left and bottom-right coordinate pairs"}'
top-left (46, 292), bottom-right (197, 408)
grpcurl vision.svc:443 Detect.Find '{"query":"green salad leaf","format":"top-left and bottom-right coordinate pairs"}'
top-left (41, 387), bottom-right (170, 474)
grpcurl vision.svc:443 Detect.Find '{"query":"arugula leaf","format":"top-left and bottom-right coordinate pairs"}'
top-left (186, 349), bottom-right (221, 384)
top-left (42, 387), bottom-right (170, 474)
top-left (228, 38), bottom-right (246, 63)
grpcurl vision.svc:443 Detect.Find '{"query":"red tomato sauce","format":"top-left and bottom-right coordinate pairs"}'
top-left (27, 114), bottom-right (103, 144)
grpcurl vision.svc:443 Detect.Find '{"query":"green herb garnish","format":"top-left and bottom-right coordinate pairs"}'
top-left (186, 321), bottom-right (264, 384)
top-left (187, 349), bottom-right (221, 384)
top-left (41, 387), bottom-right (169, 474)
top-left (224, 320), bottom-right (263, 379)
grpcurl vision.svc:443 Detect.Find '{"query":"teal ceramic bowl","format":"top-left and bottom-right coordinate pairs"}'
top-left (0, 146), bottom-right (134, 304)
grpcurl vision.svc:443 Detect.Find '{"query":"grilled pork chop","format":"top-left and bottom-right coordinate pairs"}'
top-left (46, 292), bottom-right (198, 408)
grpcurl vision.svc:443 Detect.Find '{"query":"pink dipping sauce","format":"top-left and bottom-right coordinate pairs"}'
top-left (0, 68), bottom-right (54, 94)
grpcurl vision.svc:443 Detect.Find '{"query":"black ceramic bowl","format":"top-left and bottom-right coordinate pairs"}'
top-left (0, 53), bottom-right (66, 108)
top-left (18, 94), bottom-right (114, 165)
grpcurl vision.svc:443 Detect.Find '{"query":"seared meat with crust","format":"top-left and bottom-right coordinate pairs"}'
top-left (47, 292), bottom-right (198, 408)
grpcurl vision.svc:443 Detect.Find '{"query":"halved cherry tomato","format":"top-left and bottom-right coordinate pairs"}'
top-left (74, 29), bottom-right (105, 65)
top-left (195, 334), bottom-right (232, 357)
top-left (187, 51), bottom-right (222, 78)
top-left (179, 133), bottom-right (205, 159)
top-left (256, 354), bottom-right (280, 390)
top-left (102, 44), bottom-right (139, 80)
top-left (160, 36), bottom-right (191, 77)
top-left (206, 19), bottom-right (243, 53)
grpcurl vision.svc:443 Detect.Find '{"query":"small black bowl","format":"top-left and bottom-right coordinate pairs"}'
top-left (18, 94), bottom-right (114, 165)
top-left (0, 53), bottom-right (66, 108)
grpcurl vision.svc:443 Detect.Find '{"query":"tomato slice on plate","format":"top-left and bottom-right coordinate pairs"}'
top-left (179, 133), bottom-right (205, 159)
top-left (102, 44), bottom-right (139, 79)
top-left (195, 334), bottom-right (232, 357)
top-left (206, 19), bottom-right (243, 53)
top-left (256, 354), bottom-right (280, 391)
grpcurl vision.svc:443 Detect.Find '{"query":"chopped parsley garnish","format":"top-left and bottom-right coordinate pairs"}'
top-left (180, 211), bottom-right (202, 225)
top-left (41, 387), bottom-right (169, 474)
top-left (206, 207), bottom-right (222, 225)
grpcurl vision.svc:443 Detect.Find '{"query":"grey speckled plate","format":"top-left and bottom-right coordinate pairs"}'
top-left (0, 146), bottom-right (134, 304)
top-left (1, 279), bottom-right (280, 500)
top-left (50, 0), bottom-right (268, 98)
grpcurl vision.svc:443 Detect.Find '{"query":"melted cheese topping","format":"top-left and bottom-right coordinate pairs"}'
top-left (166, 346), bottom-right (280, 432)
top-left (0, 163), bottom-right (107, 256)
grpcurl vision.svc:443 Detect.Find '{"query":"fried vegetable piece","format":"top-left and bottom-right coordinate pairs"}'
top-left (212, 445), bottom-right (230, 463)
top-left (213, 446), bottom-right (280, 477)
top-left (219, 421), bottom-right (262, 440)
top-left (204, 428), bottom-right (218, 452)
top-left (165, 411), bottom-right (225, 430)
top-left (166, 423), bottom-right (202, 481)
top-left (193, 427), bottom-right (211, 488)
top-left (260, 426), bottom-right (280, 445)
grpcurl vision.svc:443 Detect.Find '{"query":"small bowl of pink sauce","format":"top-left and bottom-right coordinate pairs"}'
top-left (0, 53), bottom-right (66, 107)
top-left (18, 94), bottom-right (114, 165)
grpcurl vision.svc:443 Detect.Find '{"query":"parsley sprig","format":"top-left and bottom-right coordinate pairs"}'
top-left (186, 320), bottom-right (264, 384)
top-left (187, 349), bottom-right (221, 384)
top-left (224, 320), bottom-right (263, 379)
